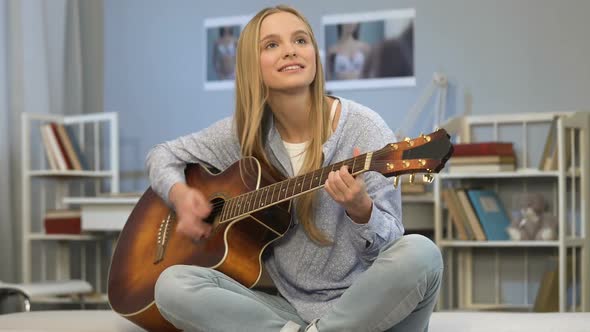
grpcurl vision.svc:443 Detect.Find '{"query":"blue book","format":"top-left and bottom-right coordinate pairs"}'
top-left (466, 189), bottom-right (511, 241)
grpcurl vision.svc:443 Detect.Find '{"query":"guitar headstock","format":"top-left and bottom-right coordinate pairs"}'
top-left (370, 129), bottom-right (453, 185)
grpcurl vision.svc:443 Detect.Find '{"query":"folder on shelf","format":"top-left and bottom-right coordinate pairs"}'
top-left (466, 189), bottom-right (511, 241)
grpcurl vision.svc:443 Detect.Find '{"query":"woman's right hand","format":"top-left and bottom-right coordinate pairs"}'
top-left (169, 182), bottom-right (213, 241)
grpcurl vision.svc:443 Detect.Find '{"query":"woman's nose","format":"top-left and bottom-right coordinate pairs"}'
top-left (283, 45), bottom-right (296, 58)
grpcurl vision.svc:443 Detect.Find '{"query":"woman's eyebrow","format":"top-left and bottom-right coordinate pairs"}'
top-left (260, 30), bottom-right (309, 43)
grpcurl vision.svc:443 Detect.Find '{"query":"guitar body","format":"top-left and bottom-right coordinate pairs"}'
top-left (108, 157), bottom-right (292, 332)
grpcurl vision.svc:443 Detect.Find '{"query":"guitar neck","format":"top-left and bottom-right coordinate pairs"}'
top-left (219, 152), bottom-right (372, 222)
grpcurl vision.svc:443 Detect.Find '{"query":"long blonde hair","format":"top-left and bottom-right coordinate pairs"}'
top-left (234, 5), bottom-right (332, 245)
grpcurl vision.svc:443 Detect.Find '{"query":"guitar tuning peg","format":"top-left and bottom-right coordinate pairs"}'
top-left (409, 173), bottom-right (415, 184)
top-left (423, 174), bottom-right (434, 183)
top-left (404, 137), bottom-right (411, 142)
top-left (420, 133), bottom-right (432, 142)
top-left (393, 176), bottom-right (399, 188)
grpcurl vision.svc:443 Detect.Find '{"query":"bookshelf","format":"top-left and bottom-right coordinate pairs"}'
top-left (20, 112), bottom-right (119, 305)
top-left (434, 111), bottom-right (590, 312)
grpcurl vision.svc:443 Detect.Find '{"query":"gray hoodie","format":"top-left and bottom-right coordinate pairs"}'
top-left (145, 96), bottom-right (403, 322)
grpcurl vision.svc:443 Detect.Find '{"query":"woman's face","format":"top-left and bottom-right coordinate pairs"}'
top-left (258, 12), bottom-right (316, 93)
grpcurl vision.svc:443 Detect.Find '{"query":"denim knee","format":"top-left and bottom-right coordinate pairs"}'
top-left (381, 234), bottom-right (443, 277)
top-left (154, 265), bottom-right (186, 311)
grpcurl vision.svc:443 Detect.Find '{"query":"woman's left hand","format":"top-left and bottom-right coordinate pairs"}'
top-left (324, 147), bottom-right (373, 224)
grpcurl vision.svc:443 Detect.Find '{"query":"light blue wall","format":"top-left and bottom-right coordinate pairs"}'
top-left (105, 0), bottom-right (590, 192)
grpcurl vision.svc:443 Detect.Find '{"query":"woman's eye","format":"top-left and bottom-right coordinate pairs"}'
top-left (265, 42), bottom-right (278, 49)
top-left (295, 38), bottom-right (307, 44)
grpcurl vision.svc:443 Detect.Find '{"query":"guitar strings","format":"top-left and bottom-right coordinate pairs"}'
top-left (201, 148), bottom-right (438, 212)
top-left (206, 152), bottom-right (376, 211)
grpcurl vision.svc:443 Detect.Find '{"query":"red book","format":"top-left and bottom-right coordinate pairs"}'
top-left (452, 142), bottom-right (514, 157)
top-left (44, 209), bottom-right (81, 234)
top-left (44, 217), bottom-right (81, 234)
top-left (49, 122), bottom-right (74, 170)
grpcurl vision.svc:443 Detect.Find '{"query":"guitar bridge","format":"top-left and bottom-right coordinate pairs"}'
top-left (154, 211), bottom-right (175, 264)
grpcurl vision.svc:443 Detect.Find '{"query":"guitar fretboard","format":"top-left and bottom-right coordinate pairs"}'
top-left (219, 153), bottom-right (370, 222)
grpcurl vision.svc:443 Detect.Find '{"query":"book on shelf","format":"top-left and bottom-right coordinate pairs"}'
top-left (533, 267), bottom-right (558, 312)
top-left (65, 126), bottom-right (90, 170)
top-left (400, 174), bottom-right (428, 194)
top-left (54, 123), bottom-right (83, 170)
top-left (452, 142), bottom-right (514, 157)
top-left (538, 116), bottom-right (572, 171)
top-left (44, 209), bottom-right (82, 234)
top-left (40, 125), bottom-right (59, 170)
top-left (449, 142), bottom-right (516, 173)
top-left (401, 184), bottom-right (426, 194)
top-left (534, 255), bottom-right (579, 312)
top-left (40, 124), bottom-right (68, 170)
top-left (441, 189), bottom-right (470, 240)
top-left (450, 155), bottom-right (516, 165)
top-left (449, 163), bottom-right (516, 173)
top-left (49, 123), bottom-right (74, 170)
top-left (538, 116), bottom-right (558, 171)
top-left (39, 122), bottom-right (87, 171)
top-left (466, 189), bottom-right (511, 241)
top-left (455, 189), bottom-right (487, 241)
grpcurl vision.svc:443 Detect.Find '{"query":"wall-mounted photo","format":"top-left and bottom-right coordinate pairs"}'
top-left (204, 15), bottom-right (251, 91)
top-left (322, 9), bottom-right (415, 90)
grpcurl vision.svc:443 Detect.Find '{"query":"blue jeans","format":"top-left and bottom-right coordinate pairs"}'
top-left (154, 234), bottom-right (443, 332)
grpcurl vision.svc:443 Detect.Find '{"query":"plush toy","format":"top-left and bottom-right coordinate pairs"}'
top-left (536, 212), bottom-right (558, 240)
top-left (507, 193), bottom-right (557, 241)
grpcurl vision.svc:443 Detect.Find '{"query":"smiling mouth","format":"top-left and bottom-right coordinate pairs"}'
top-left (279, 65), bottom-right (304, 72)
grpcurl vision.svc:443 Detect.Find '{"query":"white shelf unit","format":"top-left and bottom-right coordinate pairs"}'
top-left (434, 111), bottom-right (590, 312)
top-left (20, 112), bottom-right (119, 303)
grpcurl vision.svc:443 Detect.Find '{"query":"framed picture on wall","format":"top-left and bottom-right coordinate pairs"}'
top-left (322, 9), bottom-right (415, 90)
top-left (204, 15), bottom-right (251, 91)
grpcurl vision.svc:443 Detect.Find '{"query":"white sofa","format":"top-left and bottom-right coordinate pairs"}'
top-left (0, 310), bottom-right (588, 332)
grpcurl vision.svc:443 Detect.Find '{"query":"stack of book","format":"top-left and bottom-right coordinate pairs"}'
top-left (40, 122), bottom-right (87, 171)
top-left (44, 209), bottom-right (82, 234)
top-left (441, 188), bottom-right (511, 241)
top-left (449, 142), bottom-right (516, 173)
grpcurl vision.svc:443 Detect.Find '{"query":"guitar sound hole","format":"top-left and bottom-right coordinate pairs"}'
top-left (205, 197), bottom-right (225, 225)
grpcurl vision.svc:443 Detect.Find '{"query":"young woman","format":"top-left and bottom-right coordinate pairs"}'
top-left (147, 5), bottom-right (442, 332)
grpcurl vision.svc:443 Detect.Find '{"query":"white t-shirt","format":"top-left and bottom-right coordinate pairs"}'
top-left (282, 99), bottom-right (339, 175)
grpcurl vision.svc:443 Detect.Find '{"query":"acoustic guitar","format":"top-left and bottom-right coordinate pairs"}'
top-left (107, 129), bottom-right (453, 331)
